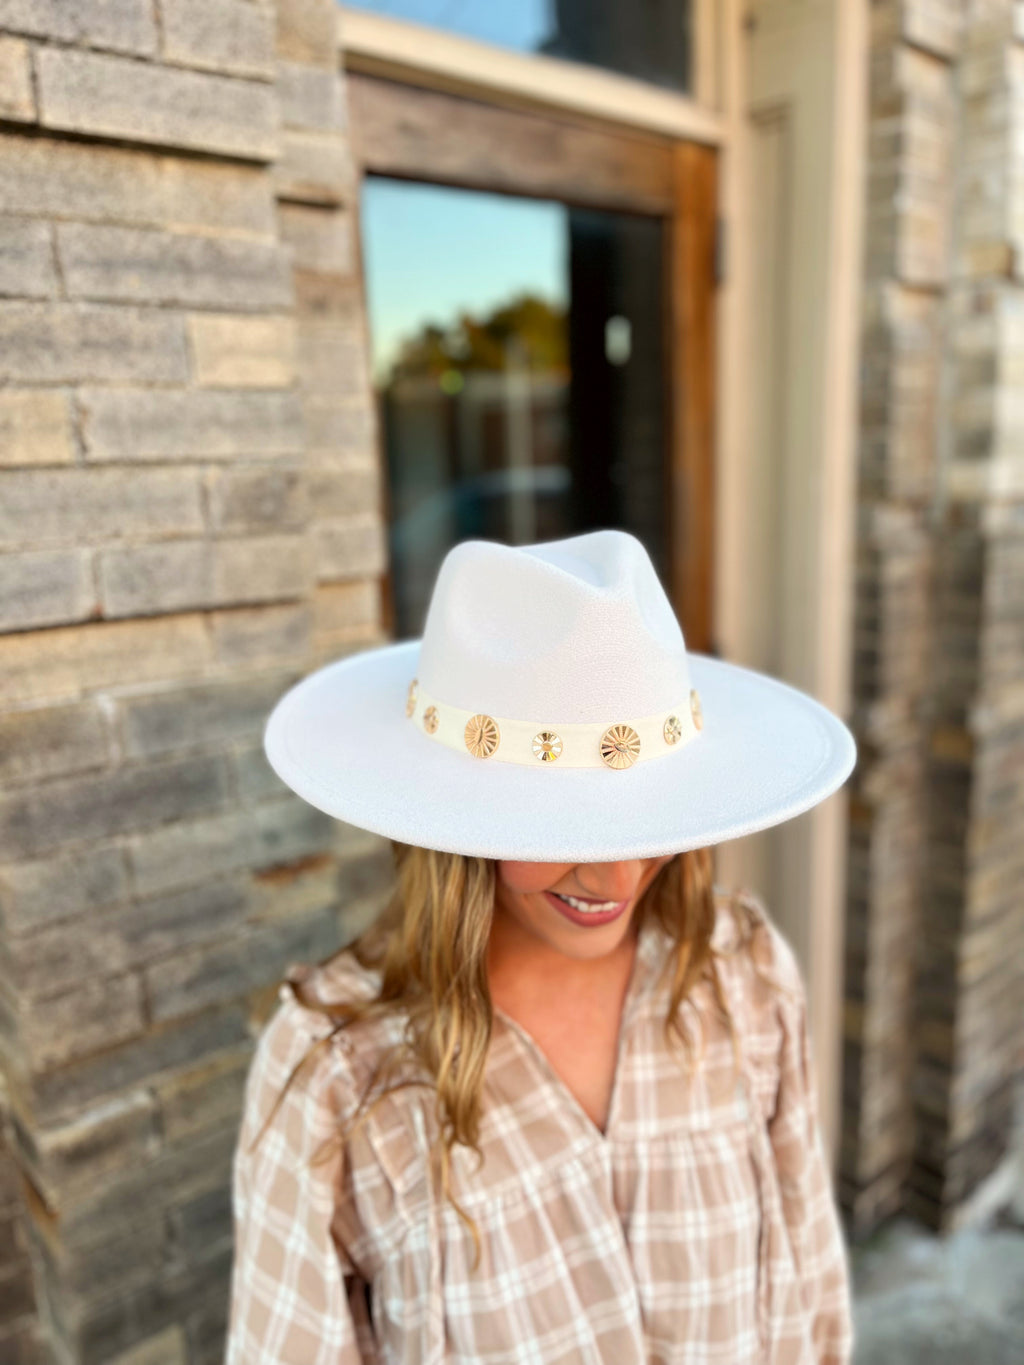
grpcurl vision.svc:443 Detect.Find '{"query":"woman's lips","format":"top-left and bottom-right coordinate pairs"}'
top-left (543, 890), bottom-right (630, 927)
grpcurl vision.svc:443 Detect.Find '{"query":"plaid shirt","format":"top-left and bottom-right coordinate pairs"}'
top-left (227, 889), bottom-right (853, 1364)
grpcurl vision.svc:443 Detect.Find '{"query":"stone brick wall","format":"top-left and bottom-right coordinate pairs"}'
top-left (843, 0), bottom-right (1024, 1235)
top-left (0, 1), bottom-right (391, 1360)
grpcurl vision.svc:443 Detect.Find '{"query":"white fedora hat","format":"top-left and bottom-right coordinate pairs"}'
top-left (263, 529), bottom-right (856, 863)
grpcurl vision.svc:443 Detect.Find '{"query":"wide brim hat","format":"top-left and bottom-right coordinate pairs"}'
top-left (264, 530), bottom-right (857, 863)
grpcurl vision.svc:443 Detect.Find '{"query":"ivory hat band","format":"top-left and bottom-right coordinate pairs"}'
top-left (406, 679), bottom-right (703, 768)
top-left (263, 529), bottom-right (857, 863)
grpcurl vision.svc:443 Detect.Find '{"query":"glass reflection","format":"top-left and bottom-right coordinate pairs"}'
top-left (342, 0), bottom-right (693, 95)
top-left (360, 177), bottom-right (667, 639)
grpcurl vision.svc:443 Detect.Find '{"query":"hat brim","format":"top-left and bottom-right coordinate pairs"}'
top-left (263, 639), bottom-right (856, 863)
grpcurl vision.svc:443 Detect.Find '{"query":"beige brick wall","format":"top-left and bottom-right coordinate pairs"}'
top-left (0, 2), bottom-right (391, 1360)
top-left (844, 0), bottom-right (1024, 1236)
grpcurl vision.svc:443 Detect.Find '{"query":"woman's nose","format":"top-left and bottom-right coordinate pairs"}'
top-left (574, 860), bottom-right (647, 902)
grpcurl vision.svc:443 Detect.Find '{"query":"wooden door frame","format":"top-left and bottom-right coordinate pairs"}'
top-left (346, 72), bottom-right (719, 655)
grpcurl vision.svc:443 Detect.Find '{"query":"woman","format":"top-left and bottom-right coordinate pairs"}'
top-left (226, 529), bottom-right (857, 1364)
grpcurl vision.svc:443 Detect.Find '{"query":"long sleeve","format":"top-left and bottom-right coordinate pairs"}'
top-left (764, 924), bottom-right (855, 1365)
top-left (226, 991), bottom-right (376, 1365)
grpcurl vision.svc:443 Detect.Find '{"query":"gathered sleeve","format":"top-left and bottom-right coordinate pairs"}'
top-left (226, 989), bottom-right (377, 1365)
top-left (761, 920), bottom-right (855, 1365)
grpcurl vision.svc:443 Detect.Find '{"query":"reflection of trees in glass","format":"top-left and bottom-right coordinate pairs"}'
top-left (388, 292), bottom-right (568, 381)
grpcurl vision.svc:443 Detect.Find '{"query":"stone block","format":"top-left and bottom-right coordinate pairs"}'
top-left (275, 0), bottom-right (338, 65)
top-left (95, 543), bottom-right (214, 618)
top-left (0, 468), bottom-right (204, 548)
top-left (173, 1182), bottom-right (233, 1262)
top-left (47, 1118), bottom-right (237, 1248)
top-left (0, 615), bottom-right (211, 709)
top-left (0, 303), bottom-right (187, 384)
top-left (160, 0), bottom-right (275, 79)
top-left (314, 513), bottom-right (388, 581)
top-left (0, 548), bottom-right (95, 631)
top-left (278, 202), bottom-right (353, 273)
top-left (29, 1090), bottom-right (160, 1209)
top-left (0, 753), bottom-right (230, 860)
top-left (304, 396), bottom-right (376, 457)
top-left (145, 904), bottom-right (340, 1021)
top-left (248, 853), bottom-right (338, 921)
top-left (903, 0), bottom-right (961, 60)
top-left (58, 223), bottom-right (291, 311)
top-left (250, 795), bottom-right (335, 867)
top-left (68, 1208), bottom-right (234, 1365)
top-left (272, 130), bottom-right (352, 205)
top-left (35, 47), bottom-right (279, 161)
top-left (80, 387), bottom-right (304, 461)
top-left (19, 973), bottom-right (145, 1071)
top-left (188, 313), bottom-right (296, 387)
top-left (311, 625), bottom-right (386, 669)
top-left (0, 35), bottom-right (34, 122)
top-left (306, 460), bottom-right (381, 518)
top-left (8, 877), bottom-right (250, 995)
top-left (0, 845), bottom-right (129, 934)
top-left (129, 809), bottom-right (257, 897)
top-left (151, 1044), bottom-right (250, 1143)
top-left (312, 580), bottom-right (379, 636)
top-left (104, 1324), bottom-right (188, 1365)
top-left (207, 602), bottom-right (311, 666)
top-left (293, 266), bottom-right (363, 315)
top-left (97, 536), bottom-right (314, 616)
top-left (276, 60), bottom-right (344, 130)
top-left (309, 274), bottom-right (368, 331)
top-left (0, 134), bottom-right (275, 236)
top-left (27, 1008), bottom-right (249, 1120)
top-left (115, 672), bottom-right (298, 759)
top-left (297, 317), bottom-right (369, 396)
top-left (216, 533), bottom-right (316, 605)
top-left (0, 0), bottom-right (157, 54)
top-left (0, 218), bottom-right (56, 298)
top-left (205, 465), bottom-right (309, 532)
top-left (232, 738), bottom-right (289, 802)
top-left (0, 390), bottom-right (74, 468)
top-left (0, 700), bottom-right (110, 785)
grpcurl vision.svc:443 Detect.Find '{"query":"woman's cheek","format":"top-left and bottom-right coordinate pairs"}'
top-left (495, 861), bottom-right (573, 896)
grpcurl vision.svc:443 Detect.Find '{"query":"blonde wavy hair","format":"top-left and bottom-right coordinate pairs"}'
top-left (249, 841), bottom-right (773, 1273)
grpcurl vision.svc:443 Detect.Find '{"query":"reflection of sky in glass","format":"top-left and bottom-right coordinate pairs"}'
top-left (340, 0), bottom-right (554, 51)
top-left (360, 178), bottom-right (567, 382)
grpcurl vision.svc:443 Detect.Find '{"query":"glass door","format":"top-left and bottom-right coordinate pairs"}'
top-left (348, 72), bottom-right (717, 653)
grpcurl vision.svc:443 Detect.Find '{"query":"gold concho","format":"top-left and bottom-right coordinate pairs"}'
top-left (664, 714), bottom-right (682, 745)
top-left (423, 705), bottom-right (439, 734)
top-left (690, 689), bottom-right (703, 732)
top-left (465, 714), bottom-right (500, 758)
top-left (406, 677), bottom-right (418, 717)
top-left (600, 724), bottom-right (640, 769)
top-left (532, 731), bottom-right (563, 763)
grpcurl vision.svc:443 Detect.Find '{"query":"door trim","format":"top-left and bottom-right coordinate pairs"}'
top-left (338, 8), bottom-right (726, 144)
top-left (348, 73), bottom-right (676, 214)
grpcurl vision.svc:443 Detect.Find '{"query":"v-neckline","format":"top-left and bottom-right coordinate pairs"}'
top-left (492, 917), bottom-right (658, 1144)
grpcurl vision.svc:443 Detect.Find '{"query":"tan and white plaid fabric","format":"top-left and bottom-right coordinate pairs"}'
top-left (227, 889), bottom-right (854, 1364)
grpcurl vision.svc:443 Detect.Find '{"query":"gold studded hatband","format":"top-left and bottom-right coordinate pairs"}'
top-left (405, 678), bottom-right (703, 769)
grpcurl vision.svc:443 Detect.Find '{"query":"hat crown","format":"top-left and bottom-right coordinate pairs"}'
top-left (417, 530), bottom-right (691, 723)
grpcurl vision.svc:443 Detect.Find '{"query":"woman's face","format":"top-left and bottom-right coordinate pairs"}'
top-left (492, 855), bottom-right (676, 965)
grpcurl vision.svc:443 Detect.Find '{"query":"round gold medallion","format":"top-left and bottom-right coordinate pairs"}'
top-left (406, 677), bottom-right (418, 717)
top-left (465, 714), bottom-right (500, 758)
top-left (600, 723), bottom-right (640, 769)
top-left (690, 689), bottom-right (703, 732)
top-left (532, 731), bottom-right (562, 763)
top-left (423, 705), bottom-right (439, 734)
top-left (663, 714), bottom-right (682, 745)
